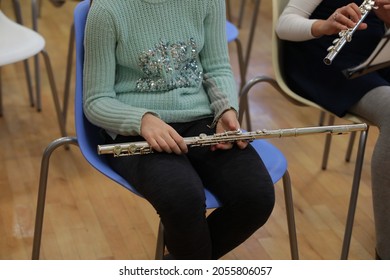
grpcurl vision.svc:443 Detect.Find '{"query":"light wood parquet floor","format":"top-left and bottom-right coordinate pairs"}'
top-left (0, 0), bottom-right (378, 260)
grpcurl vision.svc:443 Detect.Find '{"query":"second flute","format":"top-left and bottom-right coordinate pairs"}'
top-left (324, 0), bottom-right (376, 65)
top-left (97, 123), bottom-right (368, 157)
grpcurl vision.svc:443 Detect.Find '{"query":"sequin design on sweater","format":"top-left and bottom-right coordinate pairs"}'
top-left (136, 38), bottom-right (203, 92)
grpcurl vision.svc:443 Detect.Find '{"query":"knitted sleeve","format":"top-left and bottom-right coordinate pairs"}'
top-left (201, 0), bottom-right (239, 125)
top-left (83, 2), bottom-right (153, 136)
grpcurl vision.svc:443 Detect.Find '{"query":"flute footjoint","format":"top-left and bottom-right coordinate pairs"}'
top-left (97, 123), bottom-right (368, 157)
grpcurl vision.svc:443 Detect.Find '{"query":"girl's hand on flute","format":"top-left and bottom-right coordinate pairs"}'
top-left (140, 113), bottom-right (188, 155)
top-left (212, 109), bottom-right (248, 151)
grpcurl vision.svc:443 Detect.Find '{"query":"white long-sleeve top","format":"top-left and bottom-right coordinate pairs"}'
top-left (276, 0), bottom-right (322, 41)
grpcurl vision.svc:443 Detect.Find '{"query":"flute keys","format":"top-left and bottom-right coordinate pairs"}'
top-left (128, 144), bottom-right (138, 155)
top-left (327, 45), bottom-right (335, 52)
top-left (113, 145), bottom-right (123, 157)
top-left (364, 1), bottom-right (375, 10)
top-left (139, 146), bottom-right (152, 155)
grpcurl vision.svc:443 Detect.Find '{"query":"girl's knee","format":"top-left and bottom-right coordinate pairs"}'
top-left (157, 188), bottom-right (206, 222)
top-left (228, 183), bottom-right (275, 216)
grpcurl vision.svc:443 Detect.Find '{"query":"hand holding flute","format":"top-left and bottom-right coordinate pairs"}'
top-left (314, 2), bottom-right (369, 38)
top-left (139, 109), bottom-right (246, 155)
top-left (323, 1), bottom-right (376, 65)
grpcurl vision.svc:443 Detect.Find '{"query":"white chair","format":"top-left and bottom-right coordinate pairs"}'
top-left (0, 8), bottom-right (66, 137)
top-left (238, 0), bottom-right (370, 259)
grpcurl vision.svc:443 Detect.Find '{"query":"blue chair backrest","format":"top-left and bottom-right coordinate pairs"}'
top-left (74, 0), bottom-right (142, 195)
top-left (225, 21), bottom-right (239, 43)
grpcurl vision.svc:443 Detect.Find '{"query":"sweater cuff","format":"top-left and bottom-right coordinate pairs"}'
top-left (210, 107), bottom-right (237, 128)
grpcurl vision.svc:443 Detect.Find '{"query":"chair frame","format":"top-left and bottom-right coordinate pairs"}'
top-left (226, 0), bottom-right (261, 88)
top-left (31, 136), bottom-right (299, 260)
top-left (238, 0), bottom-right (370, 259)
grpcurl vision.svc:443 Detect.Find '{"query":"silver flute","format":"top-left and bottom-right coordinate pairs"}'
top-left (324, 0), bottom-right (377, 65)
top-left (97, 123), bottom-right (368, 157)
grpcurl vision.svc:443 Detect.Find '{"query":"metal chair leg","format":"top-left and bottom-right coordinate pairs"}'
top-left (226, 0), bottom-right (232, 22)
top-left (226, 0), bottom-right (261, 91)
top-left (12, 0), bottom-right (23, 23)
top-left (282, 171), bottom-right (299, 260)
top-left (238, 76), bottom-right (259, 131)
top-left (0, 68), bottom-right (2, 116)
top-left (31, 0), bottom-right (42, 111)
top-left (40, 49), bottom-right (67, 138)
top-left (238, 75), bottom-right (285, 131)
top-left (242, 0), bottom-right (260, 75)
top-left (234, 38), bottom-right (246, 90)
top-left (23, 60), bottom-right (35, 107)
top-left (37, 0), bottom-right (42, 17)
top-left (11, 0), bottom-right (36, 109)
top-left (318, 111), bottom-right (326, 126)
top-left (33, 54), bottom-right (41, 111)
top-left (340, 128), bottom-right (369, 259)
top-left (321, 114), bottom-right (359, 167)
top-left (32, 137), bottom-right (78, 260)
top-left (345, 131), bottom-right (357, 162)
top-left (321, 114), bottom-right (335, 170)
top-left (155, 221), bottom-right (165, 260)
top-left (31, 137), bottom-right (166, 260)
top-left (13, 0), bottom-right (43, 111)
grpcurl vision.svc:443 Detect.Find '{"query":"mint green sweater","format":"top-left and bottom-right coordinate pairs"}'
top-left (83, 0), bottom-right (238, 136)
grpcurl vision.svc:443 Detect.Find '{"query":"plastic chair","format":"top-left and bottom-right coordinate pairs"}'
top-left (12, 0), bottom-right (75, 111)
top-left (31, 0), bottom-right (298, 260)
top-left (0, 5), bottom-right (66, 137)
top-left (238, 0), bottom-right (369, 259)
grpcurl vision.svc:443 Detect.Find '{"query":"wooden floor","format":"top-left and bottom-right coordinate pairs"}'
top-left (0, 1), bottom-right (378, 260)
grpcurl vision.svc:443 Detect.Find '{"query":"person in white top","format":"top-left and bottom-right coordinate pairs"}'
top-left (276, 0), bottom-right (390, 260)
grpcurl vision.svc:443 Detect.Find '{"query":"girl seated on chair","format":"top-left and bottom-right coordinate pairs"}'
top-left (83, 0), bottom-right (275, 259)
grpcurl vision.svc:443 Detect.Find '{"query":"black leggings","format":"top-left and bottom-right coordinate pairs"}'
top-left (104, 118), bottom-right (275, 259)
